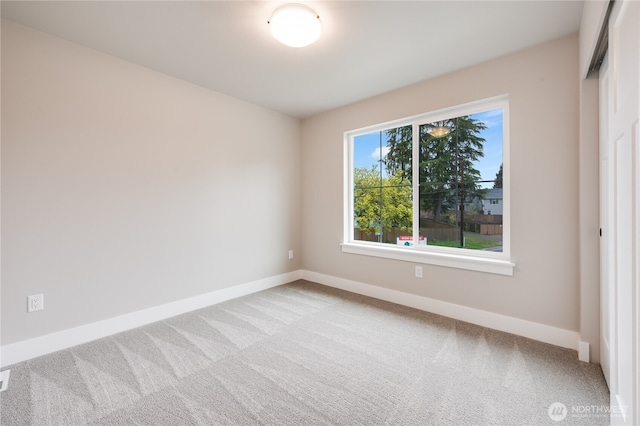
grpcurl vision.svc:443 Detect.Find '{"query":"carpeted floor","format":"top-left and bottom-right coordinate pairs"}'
top-left (0, 280), bottom-right (609, 425)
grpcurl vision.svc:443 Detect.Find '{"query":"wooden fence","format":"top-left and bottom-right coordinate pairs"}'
top-left (354, 227), bottom-right (457, 244)
top-left (480, 224), bottom-right (503, 235)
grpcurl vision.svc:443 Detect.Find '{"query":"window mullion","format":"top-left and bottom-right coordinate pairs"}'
top-left (345, 134), bottom-right (353, 243)
top-left (412, 123), bottom-right (420, 247)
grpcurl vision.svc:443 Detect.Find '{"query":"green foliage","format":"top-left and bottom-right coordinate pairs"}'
top-left (384, 116), bottom-right (489, 222)
top-left (353, 166), bottom-right (412, 235)
top-left (429, 236), bottom-right (499, 250)
top-left (493, 163), bottom-right (503, 189)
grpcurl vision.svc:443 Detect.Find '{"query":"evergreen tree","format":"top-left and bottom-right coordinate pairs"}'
top-left (384, 116), bottom-right (488, 222)
top-left (493, 163), bottom-right (503, 188)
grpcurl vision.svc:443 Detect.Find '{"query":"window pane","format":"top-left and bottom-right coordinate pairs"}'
top-left (353, 187), bottom-right (412, 244)
top-left (353, 126), bottom-right (412, 245)
top-left (353, 132), bottom-right (384, 183)
top-left (417, 109), bottom-right (503, 251)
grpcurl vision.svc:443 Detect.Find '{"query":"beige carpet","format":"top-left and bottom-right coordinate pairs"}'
top-left (1, 280), bottom-right (609, 425)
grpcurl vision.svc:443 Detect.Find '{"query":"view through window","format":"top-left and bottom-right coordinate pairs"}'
top-left (350, 100), bottom-right (506, 254)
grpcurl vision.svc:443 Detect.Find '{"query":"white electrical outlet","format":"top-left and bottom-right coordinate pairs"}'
top-left (415, 266), bottom-right (423, 278)
top-left (27, 294), bottom-right (44, 313)
top-left (289, 250), bottom-right (294, 259)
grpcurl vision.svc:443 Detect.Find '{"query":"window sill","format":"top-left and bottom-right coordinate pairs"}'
top-left (341, 242), bottom-right (515, 276)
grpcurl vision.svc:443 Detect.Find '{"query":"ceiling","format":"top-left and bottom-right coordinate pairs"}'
top-left (1, 1), bottom-right (584, 119)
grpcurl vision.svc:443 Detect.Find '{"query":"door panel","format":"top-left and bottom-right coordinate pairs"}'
top-left (613, 130), bottom-right (634, 424)
top-left (607, 1), bottom-right (639, 424)
top-left (600, 55), bottom-right (611, 388)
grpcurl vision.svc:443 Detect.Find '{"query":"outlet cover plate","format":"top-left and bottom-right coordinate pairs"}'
top-left (27, 294), bottom-right (44, 313)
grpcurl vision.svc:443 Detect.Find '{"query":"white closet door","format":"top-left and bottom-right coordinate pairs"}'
top-left (599, 52), bottom-right (612, 389)
top-left (606, 1), bottom-right (639, 424)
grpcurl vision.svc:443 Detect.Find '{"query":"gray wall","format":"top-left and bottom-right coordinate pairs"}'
top-left (2, 19), bottom-right (593, 356)
top-left (576, 0), bottom-right (608, 365)
top-left (301, 35), bottom-right (581, 333)
top-left (1, 21), bottom-right (302, 344)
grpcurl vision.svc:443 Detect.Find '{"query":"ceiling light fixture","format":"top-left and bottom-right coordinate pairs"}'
top-left (268, 3), bottom-right (321, 48)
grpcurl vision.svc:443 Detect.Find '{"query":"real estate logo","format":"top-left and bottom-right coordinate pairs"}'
top-left (548, 402), bottom-right (568, 421)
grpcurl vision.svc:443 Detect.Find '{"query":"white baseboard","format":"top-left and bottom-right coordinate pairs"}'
top-left (301, 270), bottom-right (580, 352)
top-left (0, 370), bottom-right (10, 392)
top-left (1, 269), bottom-right (583, 367)
top-left (1, 271), bottom-right (302, 368)
top-left (578, 341), bottom-right (590, 362)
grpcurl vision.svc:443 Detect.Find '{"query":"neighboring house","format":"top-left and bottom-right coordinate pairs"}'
top-left (481, 188), bottom-right (503, 215)
top-left (463, 188), bottom-right (502, 216)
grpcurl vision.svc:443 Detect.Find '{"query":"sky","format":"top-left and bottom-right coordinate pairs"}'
top-left (353, 108), bottom-right (504, 188)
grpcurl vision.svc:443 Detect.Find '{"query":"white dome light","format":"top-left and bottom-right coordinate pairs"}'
top-left (269, 4), bottom-right (321, 48)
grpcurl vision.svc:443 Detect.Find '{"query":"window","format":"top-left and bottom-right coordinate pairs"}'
top-left (343, 96), bottom-right (513, 275)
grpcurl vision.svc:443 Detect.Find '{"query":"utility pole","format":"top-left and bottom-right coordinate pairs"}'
top-left (457, 117), bottom-right (464, 248)
top-left (459, 154), bottom-right (465, 247)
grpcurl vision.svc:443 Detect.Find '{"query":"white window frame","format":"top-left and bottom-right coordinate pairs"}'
top-left (342, 95), bottom-right (514, 276)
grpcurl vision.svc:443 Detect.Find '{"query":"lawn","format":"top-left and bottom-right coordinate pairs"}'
top-left (429, 235), bottom-right (500, 250)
